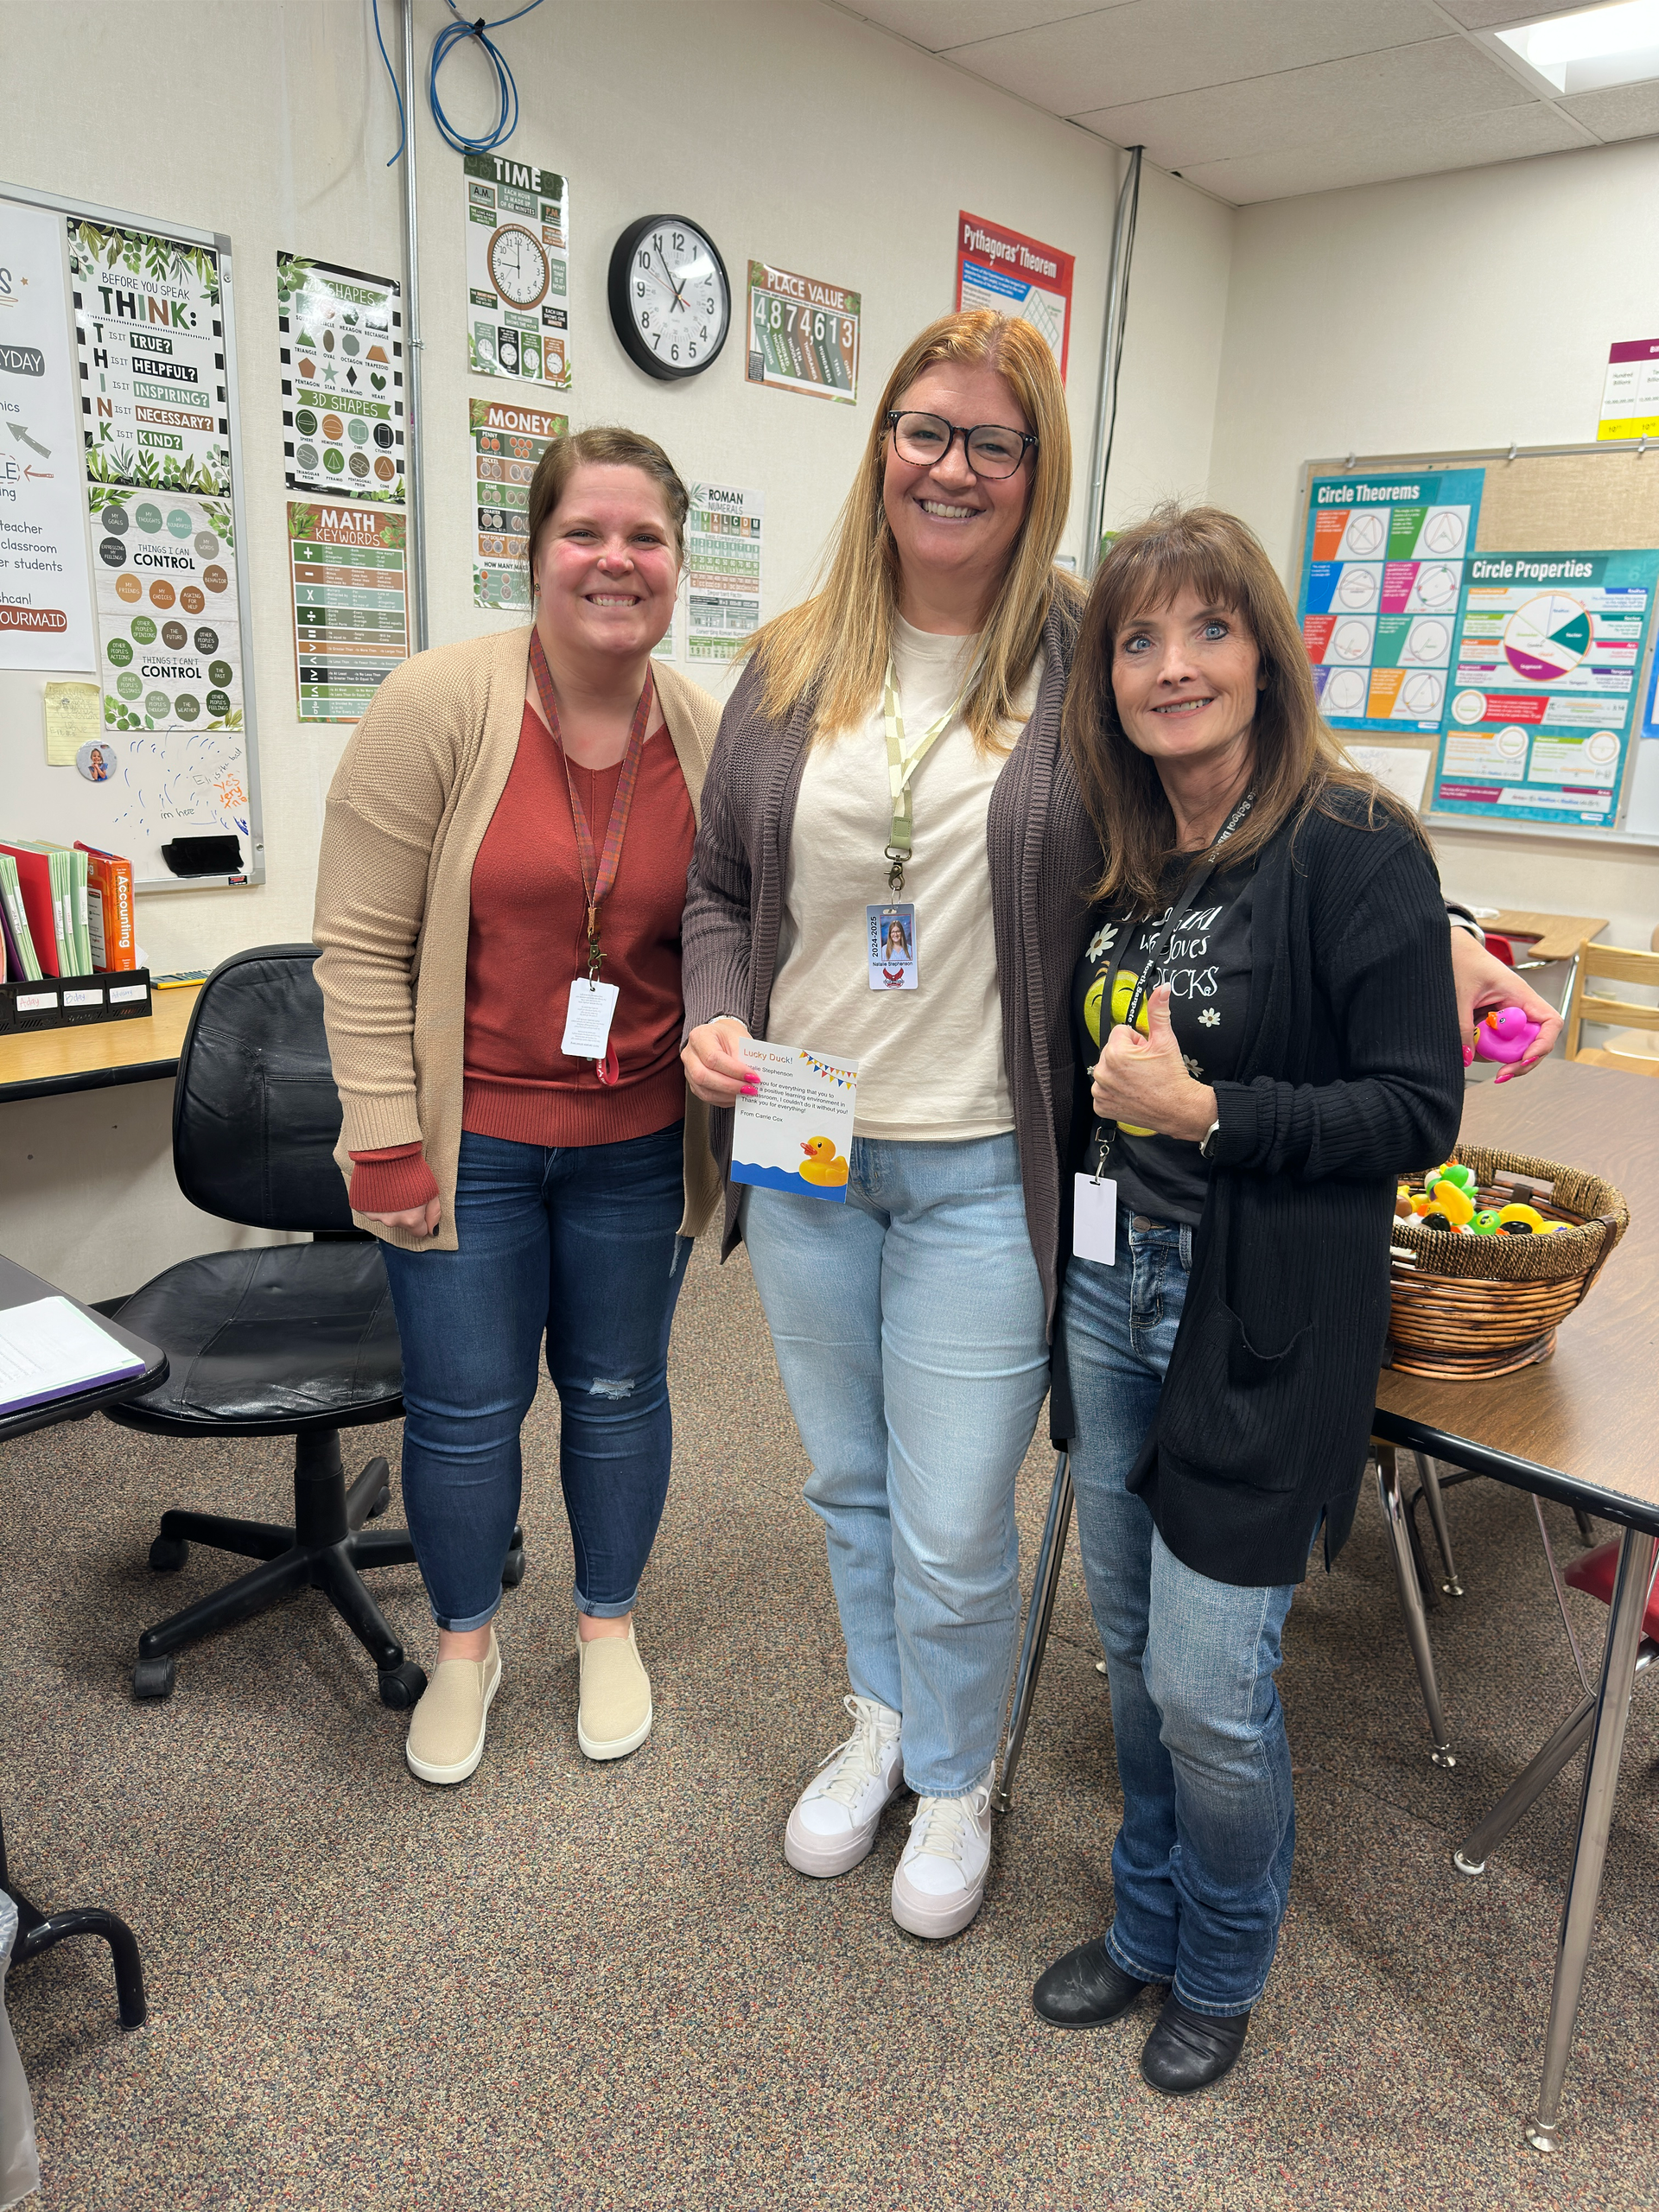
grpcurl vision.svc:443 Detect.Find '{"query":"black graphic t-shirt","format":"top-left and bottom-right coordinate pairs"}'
top-left (1071, 860), bottom-right (1256, 1226)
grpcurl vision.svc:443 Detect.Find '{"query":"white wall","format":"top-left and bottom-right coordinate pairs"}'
top-left (1207, 136), bottom-right (1659, 948)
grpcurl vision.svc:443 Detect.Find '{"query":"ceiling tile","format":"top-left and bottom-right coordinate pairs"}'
top-left (1174, 100), bottom-right (1587, 202)
top-left (1433, 2), bottom-right (1568, 25)
top-left (842, 2), bottom-right (1117, 50)
top-left (1072, 37), bottom-right (1536, 168)
top-left (942, 0), bottom-right (1447, 113)
top-left (1559, 80), bottom-right (1659, 139)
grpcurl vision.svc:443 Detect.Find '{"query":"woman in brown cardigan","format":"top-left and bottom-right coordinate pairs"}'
top-left (314, 427), bottom-right (721, 1786)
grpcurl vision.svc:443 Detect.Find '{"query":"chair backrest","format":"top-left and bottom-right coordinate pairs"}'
top-left (172, 944), bottom-right (356, 1233)
top-left (1563, 939), bottom-right (1659, 1062)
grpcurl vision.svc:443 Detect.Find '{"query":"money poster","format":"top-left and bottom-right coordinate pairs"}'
top-left (464, 152), bottom-right (571, 390)
top-left (69, 219), bottom-right (229, 496)
top-left (471, 397), bottom-right (565, 610)
top-left (278, 255), bottom-right (405, 502)
top-left (289, 501), bottom-right (409, 723)
top-left (686, 481), bottom-right (762, 662)
top-left (88, 485), bottom-right (243, 734)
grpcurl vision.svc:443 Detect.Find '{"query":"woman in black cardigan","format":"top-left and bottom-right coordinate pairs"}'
top-left (1032, 505), bottom-right (1462, 2094)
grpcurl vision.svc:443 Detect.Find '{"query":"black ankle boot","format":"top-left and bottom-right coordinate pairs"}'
top-left (1033, 1939), bottom-right (1151, 2029)
top-left (1140, 1994), bottom-right (1250, 2093)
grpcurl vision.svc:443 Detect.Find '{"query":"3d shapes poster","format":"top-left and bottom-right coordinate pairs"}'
top-left (472, 397), bottom-right (566, 611)
top-left (278, 255), bottom-right (404, 503)
top-left (69, 220), bottom-right (228, 496)
top-left (1432, 550), bottom-right (1659, 830)
top-left (465, 153), bottom-right (570, 390)
top-left (1298, 469), bottom-right (1484, 733)
top-left (956, 213), bottom-right (1073, 383)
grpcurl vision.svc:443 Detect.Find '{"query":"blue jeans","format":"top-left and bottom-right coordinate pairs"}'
top-left (742, 1133), bottom-right (1050, 1796)
top-left (380, 1125), bottom-right (692, 1630)
top-left (1063, 1207), bottom-right (1296, 2016)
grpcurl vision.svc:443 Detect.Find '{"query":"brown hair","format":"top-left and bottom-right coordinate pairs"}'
top-left (1064, 501), bottom-right (1427, 910)
top-left (524, 424), bottom-right (690, 587)
top-left (745, 308), bottom-right (1082, 753)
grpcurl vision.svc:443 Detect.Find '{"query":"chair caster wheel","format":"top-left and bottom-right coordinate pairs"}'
top-left (132, 1656), bottom-right (177, 1700)
top-left (501, 1545), bottom-right (526, 1589)
top-left (149, 1535), bottom-right (188, 1572)
top-left (378, 1660), bottom-right (427, 1710)
top-left (367, 1487), bottom-right (391, 1520)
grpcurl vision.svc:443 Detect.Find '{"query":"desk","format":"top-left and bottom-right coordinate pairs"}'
top-left (0, 983), bottom-right (200, 1104)
top-left (1486, 910), bottom-right (1607, 963)
top-left (0, 1252), bottom-right (166, 2030)
top-left (1375, 1057), bottom-right (1657, 2150)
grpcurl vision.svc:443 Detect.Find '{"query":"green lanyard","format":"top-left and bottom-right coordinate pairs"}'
top-left (880, 658), bottom-right (971, 895)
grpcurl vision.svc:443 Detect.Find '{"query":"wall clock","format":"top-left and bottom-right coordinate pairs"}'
top-left (488, 223), bottom-right (550, 311)
top-left (607, 215), bottom-right (731, 380)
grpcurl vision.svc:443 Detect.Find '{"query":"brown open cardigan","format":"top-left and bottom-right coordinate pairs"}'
top-left (679, 591), bottom-right (1099, 1330)
top-left (313, 626), bottom-right (724, 1253)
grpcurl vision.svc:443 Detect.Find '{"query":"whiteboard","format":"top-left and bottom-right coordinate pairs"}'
top-left (0, 181), bottom-right (264, 892)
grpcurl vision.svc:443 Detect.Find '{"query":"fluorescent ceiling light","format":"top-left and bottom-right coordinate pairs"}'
top-left (1497, 1), bottom-right (1659, 93)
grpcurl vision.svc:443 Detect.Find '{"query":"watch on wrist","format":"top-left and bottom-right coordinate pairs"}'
top-left (1199, 1117), bottom-right (1221, 1160)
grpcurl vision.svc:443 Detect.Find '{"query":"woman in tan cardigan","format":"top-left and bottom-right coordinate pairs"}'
top-left (314, 426), bottom-right (721, 1786)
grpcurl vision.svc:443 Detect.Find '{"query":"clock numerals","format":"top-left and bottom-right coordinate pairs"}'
top-left (611, 216), bottom-right (730, 379)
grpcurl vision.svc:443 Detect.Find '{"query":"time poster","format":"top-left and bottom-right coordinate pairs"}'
top-left (464, 152), bottom-right (571, 391)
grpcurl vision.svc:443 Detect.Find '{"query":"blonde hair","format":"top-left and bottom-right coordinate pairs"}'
top-left (745, 309), bottom-right (1081, 751)
top-left (1065, 502), bottom-right (1428, 910)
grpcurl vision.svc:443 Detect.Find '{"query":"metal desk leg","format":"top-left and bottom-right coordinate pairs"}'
top-left (1415, 1453), bottom-right (1464, 1598)
top-left (1376, 1444), bottom-right (1456, 1768)
top-left (1525, 1527), bottom-right (1659, 2152)
top-left (995, 1452), bottom-right (1074, 1815)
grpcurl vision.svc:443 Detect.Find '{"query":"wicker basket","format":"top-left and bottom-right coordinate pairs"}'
top-left (1388, 1145), bottom-right (1630, 1380)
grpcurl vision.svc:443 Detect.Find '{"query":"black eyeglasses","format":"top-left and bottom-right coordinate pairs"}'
top-left (885, 410), bottom-right (1038, 481)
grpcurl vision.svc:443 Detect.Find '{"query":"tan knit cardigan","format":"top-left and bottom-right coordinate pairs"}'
top-left (313, 625), bottom-right (724, 1253)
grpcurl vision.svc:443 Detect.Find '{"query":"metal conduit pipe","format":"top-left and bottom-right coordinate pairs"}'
top-left (400, 0), bottom-right (429, 652)
top-left (1083, 144), bottom-right (1142, 579)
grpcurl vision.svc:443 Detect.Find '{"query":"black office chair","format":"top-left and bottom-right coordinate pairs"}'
top-left (106, 945), bottom-right (523, 1707)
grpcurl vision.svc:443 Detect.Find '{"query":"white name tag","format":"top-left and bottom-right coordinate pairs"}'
top-left (1073, 1174), bottom-right (1118, 1266)
top-left (561, 978), bottom-right (619, 1059)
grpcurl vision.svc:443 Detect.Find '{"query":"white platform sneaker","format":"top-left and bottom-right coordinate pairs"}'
top-left (785, 1694), bottom-right (905, 1877)
top-left (891, 1779), bottom-right (995, 1939)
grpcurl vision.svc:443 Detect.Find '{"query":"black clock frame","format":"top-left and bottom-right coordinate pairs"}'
top-left (607, 214), bottom-right (731, 382)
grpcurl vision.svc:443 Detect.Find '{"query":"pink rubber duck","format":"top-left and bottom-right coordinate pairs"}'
top-left (1474, 1005), bottom-right (1541, 1065)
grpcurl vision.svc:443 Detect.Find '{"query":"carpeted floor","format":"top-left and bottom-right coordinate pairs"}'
top-left (3, 1235), bottom-right (1656, 2211)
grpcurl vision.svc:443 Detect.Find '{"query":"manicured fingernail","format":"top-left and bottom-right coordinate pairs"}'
top-left (741, 1082), bottom-right (760, 1096)
top-left (1463, 1046), bottom-right (1473, 1065)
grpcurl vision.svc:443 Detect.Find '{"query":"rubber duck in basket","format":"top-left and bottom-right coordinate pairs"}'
top-left (1395, 1163), bottom-right (1564, 1237)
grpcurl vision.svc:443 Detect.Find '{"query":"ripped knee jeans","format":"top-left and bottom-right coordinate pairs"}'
top-left (379, 1124), bottom-right (692, 1630)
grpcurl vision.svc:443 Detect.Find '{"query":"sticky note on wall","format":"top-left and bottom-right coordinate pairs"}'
top-left (43, 682), bottom-right (102, 766)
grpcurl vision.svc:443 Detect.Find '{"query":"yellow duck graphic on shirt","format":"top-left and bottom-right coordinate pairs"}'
top-left (799, 1135), bottom-right (850, 1188)
top-left (1083, 968), bottom-right (1154, 1139)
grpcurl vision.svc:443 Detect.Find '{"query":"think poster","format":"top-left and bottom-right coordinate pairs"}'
top-left (69, 219), bottom-right (228, 496)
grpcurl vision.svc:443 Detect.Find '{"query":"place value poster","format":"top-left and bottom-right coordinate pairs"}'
top-left (278, 254), bottom-right (404, 502)
top-left (465, 152), bottom-right (570, 390)
top-left (1297, 467), bottom-right (1485, 734)
top-left (1431, 549), bottom-right (1659, 830)
top-left (746, 263), bottom-right (859, 404)
top-left (471, 397), bottom-right (565, 610)
top-left (68, 219), bottom-right (229, 496)
top-left (289, 501), bottom-right (408, 723)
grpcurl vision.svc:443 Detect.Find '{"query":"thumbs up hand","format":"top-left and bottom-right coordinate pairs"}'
top-left (1090, 984), bottom-right (1219, 1142)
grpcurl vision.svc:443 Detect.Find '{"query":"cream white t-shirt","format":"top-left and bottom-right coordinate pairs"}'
top-left (766, 615), bottom-right (1043, 1141)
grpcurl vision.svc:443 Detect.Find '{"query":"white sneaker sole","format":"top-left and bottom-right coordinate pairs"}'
top-left (405, 1662), bottom-right (502, 1786)
top-left (785, 1773), bottom-right (904, 1878)
top-left (577, 1700), bottom-right (652, 1762)
top-left (891, 1866), bottom-right (988, 1940)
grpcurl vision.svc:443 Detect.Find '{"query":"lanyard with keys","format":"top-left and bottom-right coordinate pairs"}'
top-left (880, 657), bottom-right (972, 895)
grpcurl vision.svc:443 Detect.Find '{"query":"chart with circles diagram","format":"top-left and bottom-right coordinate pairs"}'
top-left (278, 255), bottom-right (404, 505)
top-left (1432, 548), bottom-right (1659, 829)
top-left (1298, 468), bottom-right (1484, 731)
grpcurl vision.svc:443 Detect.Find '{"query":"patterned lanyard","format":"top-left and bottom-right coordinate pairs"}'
top-left (880, 656), bottom-right (974, 895)
top-left (529, 628), bottom-right (653, 980)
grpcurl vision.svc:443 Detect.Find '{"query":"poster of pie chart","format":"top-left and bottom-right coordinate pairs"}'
top-left (1298, 467), bottom-right (1484, 730)
top-left (1431, 546), bottom-right (1659, 829)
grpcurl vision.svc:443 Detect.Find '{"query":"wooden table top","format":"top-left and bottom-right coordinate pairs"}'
top-left (1376, 1056), bottom-right (1659, 1526)
top-left (0, 983), bottom-right (200, 1103)
top-left (1487, 910), bottom-right (1608, 963)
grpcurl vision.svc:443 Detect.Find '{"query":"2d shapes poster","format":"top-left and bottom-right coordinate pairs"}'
top-left (471, 397), bottom-right (565, 611)
top-left (68, 220), bottom-right (228, 496)
top-left (465, 153), bottom-right (570, 390)
top-left (1598, 340), bottom-right (1659, 442)
top-left (88, 486), bottom-right (243, 735)
top-left (1298, 468), bottom-right (1485, 732)
top-left (289, 501), bottom-right (408, 722)
top-left (956, 213), bottom-right (1073, 383)
top-left (745, 263), bottom-right (859, 404)
top-left (279, 255), bottom-right (404, 502)
top-left (1431, 549), bottom-right (1659, 829)
top-left (0, 195), bottom-right (97, 669)
top-left (687, 481), bottom-right (762, 662)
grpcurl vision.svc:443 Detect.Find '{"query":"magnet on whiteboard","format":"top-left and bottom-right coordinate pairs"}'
top-left (76, 740), bottom-right (118, 782)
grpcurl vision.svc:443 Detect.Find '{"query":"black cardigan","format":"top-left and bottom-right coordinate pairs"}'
top-left (1058, 792), bottom-right (1464, 1589)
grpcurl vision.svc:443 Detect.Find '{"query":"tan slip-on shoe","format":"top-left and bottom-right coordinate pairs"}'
top-left (405, 1630), bottom-right (501, 1785)
top-left (577, 1623), bottom-right (652, 1761)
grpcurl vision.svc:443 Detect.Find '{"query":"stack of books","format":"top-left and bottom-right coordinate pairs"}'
top-left (0, 841), bottom-right (136, 982)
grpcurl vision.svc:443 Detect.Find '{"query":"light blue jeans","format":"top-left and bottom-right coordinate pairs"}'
top-left (742, 1133), bottom-right (1050, 1796)
top-left (1064, 1207), bottom-right (1297, 2017)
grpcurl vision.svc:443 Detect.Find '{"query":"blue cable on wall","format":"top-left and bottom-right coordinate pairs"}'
top-left (372, 0), bottom-right (546, 164)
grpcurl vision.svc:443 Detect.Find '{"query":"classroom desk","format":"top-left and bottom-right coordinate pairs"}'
top-left (1374, 1056), bottom-right (1657, 2151)
top-left (1485, 910), bottom-right (1608, 963)
top-left (0, 983), bottom-right (201, 1104)
top-left (0, 1251), bottom-right (167, 2030)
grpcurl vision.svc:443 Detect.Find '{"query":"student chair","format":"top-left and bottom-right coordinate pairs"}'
top-left (105, 945), bottom-right (524, 1707)
top-left (1562, 938), bottom-right (1659, 1077)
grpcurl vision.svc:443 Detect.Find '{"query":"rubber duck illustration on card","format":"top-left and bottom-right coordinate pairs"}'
top-left (799, 1136), bottom-right (850, 1189)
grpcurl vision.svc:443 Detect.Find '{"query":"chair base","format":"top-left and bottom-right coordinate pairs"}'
top-left (134, 1430), bottom-right (524, 1708)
